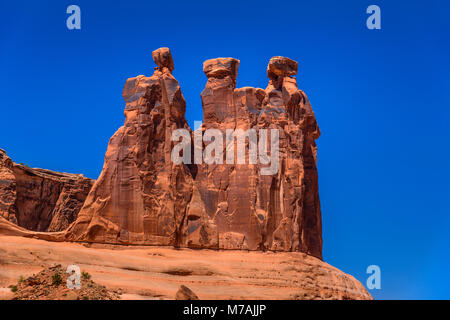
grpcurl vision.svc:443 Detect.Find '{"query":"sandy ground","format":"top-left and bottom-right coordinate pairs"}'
top-left (0, 235), bottom-right (371, 300)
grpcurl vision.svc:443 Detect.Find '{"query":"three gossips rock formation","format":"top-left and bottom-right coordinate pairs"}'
top-left (64, 47), bottom-right (323, 259)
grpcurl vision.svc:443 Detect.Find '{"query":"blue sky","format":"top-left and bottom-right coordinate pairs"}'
top-left (1, 0), bottom-right (449, 299)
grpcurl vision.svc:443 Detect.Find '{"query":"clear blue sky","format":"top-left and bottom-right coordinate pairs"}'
top-left (1, 0), bottom-right (449, 299)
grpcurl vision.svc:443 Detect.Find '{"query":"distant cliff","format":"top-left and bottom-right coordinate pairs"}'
top-left (0, 148), bottom-right (93, 232)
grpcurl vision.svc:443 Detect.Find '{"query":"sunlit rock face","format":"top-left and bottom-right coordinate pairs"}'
top-left (0, 148), bottom-right (93, 232)
top-left (65, 48), bottom-right (322, 259)
top-left (195, 55), bottom-right (322, 258)
top-left (64, 48), bottom-right (193, 246)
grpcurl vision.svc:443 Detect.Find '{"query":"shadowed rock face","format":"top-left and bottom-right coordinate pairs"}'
top-left (0, 149), bottom-right (16, 225)
top-left (0, 149), bottom-right (94, 232)
top-left (65, 48), bottom-right (323, 259)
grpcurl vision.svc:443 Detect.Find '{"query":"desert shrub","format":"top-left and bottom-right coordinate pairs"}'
top-left (10, 285), bottom-right (18, 293)
top-left (52, 272), bottom-right (62, 286)
top-left (81, 271), bottom-right (91, 280)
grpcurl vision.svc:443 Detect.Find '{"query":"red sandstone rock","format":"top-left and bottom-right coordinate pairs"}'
top-left (151, 47), bottom-right (174, 73)
top-left (0, 148), bottom-right (94, 232)
top-left (64, 48), bottom-right (322, 259)
top-left (267, 56), bottom-right (298, 80)
top-left (0, 233), bottom-right (372, 300)
top-left (194, 55), bottom-right (322, 258)
top-left (0, 149), bottom-right (17, 225)
top-left (203, 58), bottom-right (240, 82)
top-left (65, 48), bottom-right (194, 245)
top-left (175, 285), bottom-right (199, 300)
top-left (0, 49), bottom-right (373, 300)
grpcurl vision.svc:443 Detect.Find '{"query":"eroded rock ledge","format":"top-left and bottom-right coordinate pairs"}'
top-left (0, 148), bottom-right (94, 232)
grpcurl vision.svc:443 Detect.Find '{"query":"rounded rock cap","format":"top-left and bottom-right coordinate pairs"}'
top-left (152, 47), bottom-right (174, 72)
top-left (203, 58), bottom-right (240, 80)
top-left (267, 56), bottom-right (298, 79)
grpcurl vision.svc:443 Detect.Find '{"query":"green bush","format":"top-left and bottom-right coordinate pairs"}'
top-left (81, 271), bottom-right (91, 280)
top-left (52, 272), bottom-right (62, 286)
top-left (10, 285), bottom-right (18, 293)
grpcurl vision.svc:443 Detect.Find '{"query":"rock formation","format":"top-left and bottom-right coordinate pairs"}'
top-left (0, 149), bottom-right (16, 224)
top-left (64, 48), bottom-right (323, 259)
top-left (65, 47), bottom-right (194, 245)
top-left (194, 56), bottom-right (322, 257)
top-left (0, 232), bottom-right (372, 300)
top-left (0, 48), bottom-right (375, 301)
top-left (0, 148), bottom-right (94, 232)
top-left (175, 285), bottom-right (199, 300)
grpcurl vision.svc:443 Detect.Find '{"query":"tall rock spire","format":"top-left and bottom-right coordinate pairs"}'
top-left (194, 55), bottom-right (322, 258)
top-left (65, 48), bottom-right (193, 245)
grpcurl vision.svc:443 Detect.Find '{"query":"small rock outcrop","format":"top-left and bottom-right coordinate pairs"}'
top-left (64, 48), bottom-right (323, 259)
top-left (175, 285), bottom-right (199, 300)
top-left (9, 265), bottom-right (119, 300)
top-left (0, 148), bottom-right (94, 232)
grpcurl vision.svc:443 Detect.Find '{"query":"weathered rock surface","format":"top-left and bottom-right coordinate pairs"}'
top-left (0, 234), bottom-right (373, 300)
top-left (8, 264), bottom-right (119, 300)
top-left (0, 149), bottom-right (94, 232)
top-left (175, 285), bottom-right (199, 300)
top-left (0, 149), bottom-right (16, 225)
top-left (64, 48), bottom-right (323, 259)
top-left (65, 47), bottom-right (194, 245)
top-left (194, 55), bottom-right (322, 258)
top-left (0, 48), bottom-right (372, 300)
